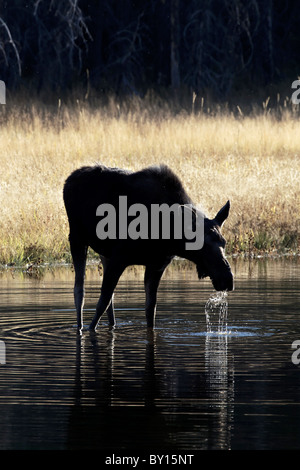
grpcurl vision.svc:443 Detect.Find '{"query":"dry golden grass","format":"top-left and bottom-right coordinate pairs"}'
top-left (0, 95), bottom-right (299, 265)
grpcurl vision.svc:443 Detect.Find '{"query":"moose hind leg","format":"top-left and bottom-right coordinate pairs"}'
top-left (89, 259), bottom-right (125, 331)
top-left (70, 237), bottom-right (87, 331)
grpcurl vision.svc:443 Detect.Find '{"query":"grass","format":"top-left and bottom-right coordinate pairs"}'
top-left (0, 92), bottom-right (299, 266)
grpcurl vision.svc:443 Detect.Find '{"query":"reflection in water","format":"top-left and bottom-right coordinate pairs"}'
top-left (68, 330), bottom-right (172, 450)
top-left (205, 334), bottom-right (234, 449)
top-left (0, 258), bottom-right (299, 450)
top-left (67, 326), bottom-right (234, 451)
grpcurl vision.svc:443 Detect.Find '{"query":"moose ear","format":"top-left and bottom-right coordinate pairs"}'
top-left (214, 200), bottom-right (230, 227)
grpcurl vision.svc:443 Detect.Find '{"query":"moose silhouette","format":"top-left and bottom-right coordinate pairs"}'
top-left (63, 164), bottom-right (234, 331)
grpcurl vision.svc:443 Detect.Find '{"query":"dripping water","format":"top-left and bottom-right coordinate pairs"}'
top-left (205, 291), bottom-right (229, 334)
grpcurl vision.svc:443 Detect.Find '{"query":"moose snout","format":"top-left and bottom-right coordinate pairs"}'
top-left (226, 271), bottom-right (234, 291)
top-left (212, 270), bottom-right (234, 292)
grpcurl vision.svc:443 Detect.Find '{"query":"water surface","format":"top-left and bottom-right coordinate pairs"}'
top-left (0, 258), bottom-right (299, 450)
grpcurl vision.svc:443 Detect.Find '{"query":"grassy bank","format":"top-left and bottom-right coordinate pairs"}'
top-left (0, 94), bottom-right (299, 266)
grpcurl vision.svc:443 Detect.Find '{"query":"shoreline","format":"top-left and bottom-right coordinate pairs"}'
top-left (0, 251), bottom-right (298, 278)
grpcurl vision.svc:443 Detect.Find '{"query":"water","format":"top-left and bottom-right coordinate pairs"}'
top-left (0, 258), bottom-right (299, 451)
top-left (205, 290), bottom-right (228, 334)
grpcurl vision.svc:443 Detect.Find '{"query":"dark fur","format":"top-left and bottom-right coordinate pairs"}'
top-left (63, 164), bottom-right (234, 331)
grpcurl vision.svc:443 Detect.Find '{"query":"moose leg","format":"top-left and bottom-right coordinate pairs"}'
top-left (100, 255), bottom-right (115, 326)
top-left (89, 259), bottom-right (126, 331)
top-left (70, 237), bottom-right (87, 331)
top-left (144, 262), bottom-right (169, 328)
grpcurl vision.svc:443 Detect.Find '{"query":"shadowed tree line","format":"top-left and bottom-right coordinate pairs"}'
top-left (0, 0), bottom-right (299, 100)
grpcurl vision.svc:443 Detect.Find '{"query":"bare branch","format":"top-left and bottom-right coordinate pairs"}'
top-left (0, 16), bottom-right (21, 76)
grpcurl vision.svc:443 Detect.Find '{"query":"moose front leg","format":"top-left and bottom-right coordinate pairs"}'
top-left (100, 255), bottom-right (115, 326)
top-left (144, 261), bottom-right (170, 328)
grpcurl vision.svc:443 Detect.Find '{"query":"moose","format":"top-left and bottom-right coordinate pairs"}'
top-left (63, 164), bottom-right (234, 332)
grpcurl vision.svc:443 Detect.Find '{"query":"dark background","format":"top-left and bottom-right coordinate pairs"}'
top-left (0, 0), bottom-right (299, 104)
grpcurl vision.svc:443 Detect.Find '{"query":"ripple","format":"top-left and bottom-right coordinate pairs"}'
top-left (3, 323), bottom-right (76, 343)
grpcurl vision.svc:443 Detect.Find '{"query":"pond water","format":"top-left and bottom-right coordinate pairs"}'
top-left (0, 257), bottom-right (299, 452)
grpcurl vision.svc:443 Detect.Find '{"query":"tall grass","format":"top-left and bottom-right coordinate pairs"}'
top-left (0, 94), bottom-right (299, 266)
